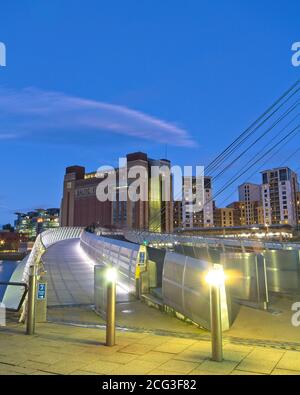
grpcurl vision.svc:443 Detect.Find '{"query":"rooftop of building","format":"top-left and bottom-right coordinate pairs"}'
top-left (260, 166), bottom-right (296, 174)
top-left (66, 152), bottom-right (172, 179)
top-left (238, 182), bottom-right (261, 187)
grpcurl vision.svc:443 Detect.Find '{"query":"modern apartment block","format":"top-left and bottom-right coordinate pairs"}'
top-left (213, 206), bottom-right (240, 228)
top-left (238, 183), bottom-right (262, 225)
top-left (297, 192), bottom-right (300, 226)
top-left (182, 175), bottom-right (194, 229)
top-left (173, 201), bottom-right (183, 229)
top-left (60, 152), bottom-right (173, 232)
top-left (261, 167), bottom-right (299, 226)
top-left (203, 177), bottom-right (214, 227)
top-left (256, 204), bottom-right (265, 225)
top-left (239, 182), bottom-right (261, 202)
top-left (181, 176), bottom-right (214, 229)
top-left (227, 200), bottom-right (262, 226)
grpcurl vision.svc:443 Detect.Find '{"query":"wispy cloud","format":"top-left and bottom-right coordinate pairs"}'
top-left (0, 87), bottom-right (196, 147)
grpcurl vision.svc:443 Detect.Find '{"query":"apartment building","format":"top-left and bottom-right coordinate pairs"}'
top-left (261, 167), bottom-right (299, 226)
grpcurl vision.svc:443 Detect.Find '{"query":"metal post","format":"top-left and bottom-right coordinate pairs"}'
top-left (135, 277), bottom-right (141, 299)
top-left (106, 279), bottom-right (116, 346)
top-left (262, 255), bottom-right (269, 310)
top-left (256, 254), bottom-right (269, 310)
top-left (221, 242), bottom-right (226, 253)
top-left (210, 284), bottom-right (223, 362)
top-left (26, 265), bottom-right (37, 335)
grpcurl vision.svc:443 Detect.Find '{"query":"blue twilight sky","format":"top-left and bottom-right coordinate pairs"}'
top-left (0, 0), bottom-right (299, 224)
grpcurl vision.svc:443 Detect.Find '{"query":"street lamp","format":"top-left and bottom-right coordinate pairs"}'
top-left (105, 267), bottom-right (117, 347)
top-left (205, 266), bottom-right (226, 362)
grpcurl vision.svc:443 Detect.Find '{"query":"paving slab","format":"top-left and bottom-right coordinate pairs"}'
top-left (276, 351), bottom-right (300, 371)
top-left (154, 341), bottom-right (191, 354)
top-left (271, 368), bottom-right (300, 375)
top-left (158, 359), bottom-right (200, 374)
top-left (236, 357), bottom-right (280, 375)
top-left (0, 316), bottom-right (300, 375)
top-left (192, 360), bottom-right (239, 375)
top-left (109, 360), bottom-right (162, 375)
top-left (138, 351), bottom-right (175, 363)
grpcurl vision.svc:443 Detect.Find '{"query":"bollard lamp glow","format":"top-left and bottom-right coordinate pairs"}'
top-left (205, 268), bottom-right (226, 287)
top-left (106, 267), bottom-right (117, 283)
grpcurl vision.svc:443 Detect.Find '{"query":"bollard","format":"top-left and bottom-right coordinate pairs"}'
top-left (135, 277), bottom-right (141, 299)
top-left (106, 268), bottom-right (117, 347)
top-left (26, 265), bottom-right (37, 335)
top-left (206, 267), bottom-right (225, 362)
top-left (210, 283), bottom-right (223, 362)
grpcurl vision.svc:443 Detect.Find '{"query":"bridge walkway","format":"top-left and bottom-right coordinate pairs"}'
top-left (42, 239), bottom-right (94, 306)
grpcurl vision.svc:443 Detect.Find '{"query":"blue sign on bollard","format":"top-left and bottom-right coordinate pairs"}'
top-left (139, 252), bottom-right (145, 264)
top-left (37, 283), bottom-right (46, 300)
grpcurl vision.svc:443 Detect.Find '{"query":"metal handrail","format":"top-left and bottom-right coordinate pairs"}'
top-left (0, 281), bottom-right (28, 312)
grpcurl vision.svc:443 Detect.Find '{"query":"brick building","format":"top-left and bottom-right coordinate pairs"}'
top-left (60, 152), bottom-right (173, 232)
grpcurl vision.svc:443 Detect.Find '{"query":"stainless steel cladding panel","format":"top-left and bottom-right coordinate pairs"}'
top-left (94, 265), bottom-right (107, 315)
top-left (162, 252), bottom-right (186, 312)
top-left (162, 252), bottom-right (233, 330)
top-left (81, 231), bottom-right (140, 292)
top-left (182, 256), bottom-right (211, 329)
top-left (263, 250), bottom-right (300, 293)
top-left (174, 245), bottom-right (221, 263)
top-left (221, 252), bottom-right (257, 301)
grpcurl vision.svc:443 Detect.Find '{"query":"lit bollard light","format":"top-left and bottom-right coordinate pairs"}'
top-left (26, 265), bottom-right (37, 335)
top-left (106, 267), bottom-right (117, 347)
top-left (205, 267), bottom-right (226, 362)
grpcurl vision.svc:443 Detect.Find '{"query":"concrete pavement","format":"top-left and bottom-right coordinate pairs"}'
top-left (0, 318), bottom-right (300, 375)
top-left (3, 236), bottom-right (300, 375)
